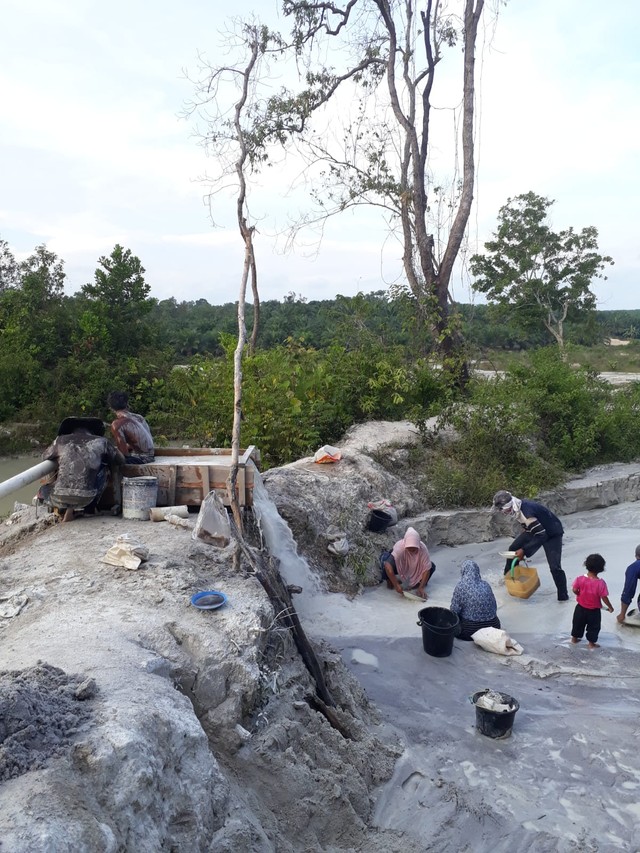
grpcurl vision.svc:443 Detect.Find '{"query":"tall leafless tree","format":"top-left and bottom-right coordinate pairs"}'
top-left (247, 0), bottom-right (489, 386)
top-left (186, 24), bottom-right (278, 525)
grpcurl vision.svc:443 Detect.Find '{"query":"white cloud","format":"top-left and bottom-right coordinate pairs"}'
top-left (0, 0), bottom-right (638, 309)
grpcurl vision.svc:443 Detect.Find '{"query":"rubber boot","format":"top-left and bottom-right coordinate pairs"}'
top-left (551, 569), bottom-right (569, 601)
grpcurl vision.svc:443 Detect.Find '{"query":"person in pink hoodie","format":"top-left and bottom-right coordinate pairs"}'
top-left (383, 527), bottom-right (435, 599)
top-left (571, 553), bottom-right (614, 649)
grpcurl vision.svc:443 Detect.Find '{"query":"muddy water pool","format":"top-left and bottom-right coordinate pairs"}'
top-left (0, 455), bottom-right (44, 518)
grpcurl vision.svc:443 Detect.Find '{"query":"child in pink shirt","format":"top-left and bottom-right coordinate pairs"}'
top-left (571, 553), bottom-right (614, 649)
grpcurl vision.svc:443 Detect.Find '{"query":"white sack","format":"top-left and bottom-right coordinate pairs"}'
top-left (472, 627), bottom-right (524, 656)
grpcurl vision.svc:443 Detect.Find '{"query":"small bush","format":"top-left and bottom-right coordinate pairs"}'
top-left (595, 383), bottom-right (640, 462)
top-left (413, 347), bottom-right (640, 506)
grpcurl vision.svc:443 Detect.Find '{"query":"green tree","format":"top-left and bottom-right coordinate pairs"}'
top-left (5, 244), bottom-right (68, 363)
top-left (80, 245), bottom-right (155, 357)
top-left (0, 243), bottom-right (69, 416)
top-left (470, 192), bottom-right (614, 351)
top-left (0, 239), bottom-right (20, 292)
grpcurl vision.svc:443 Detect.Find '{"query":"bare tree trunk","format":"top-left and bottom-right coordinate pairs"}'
top-left (226, 37), bottom-right (260, 533)
top-left (387, 0), bottom-right (484, 386)
top-left (227, 235), bottom-right (251, 531)
top-left (248, 251), bottom-right (259, 355)
top-left (434, 0), bottom-right (483, 387)
top-left (541, 299), bottom-right (568, 356)
top-left (439, 0), bottom-right (484, 288)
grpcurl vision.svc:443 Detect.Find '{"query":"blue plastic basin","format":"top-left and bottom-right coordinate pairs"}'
top-left (191, 590), bottom-right (228, 610)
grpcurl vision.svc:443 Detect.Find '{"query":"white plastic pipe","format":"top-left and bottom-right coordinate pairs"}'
top-left (0, 460), bottom-right (56, 501)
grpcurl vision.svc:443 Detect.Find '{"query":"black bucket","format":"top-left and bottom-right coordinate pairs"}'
top-left (417, 606), bottom-right (460, 657)
top-left (472, 690), bottom-right (519, 739)
top-left (368, 509), bottom-right (392, 532)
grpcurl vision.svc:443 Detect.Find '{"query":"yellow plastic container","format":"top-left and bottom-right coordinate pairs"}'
top-left (505, 559), bottom-right (540, 599)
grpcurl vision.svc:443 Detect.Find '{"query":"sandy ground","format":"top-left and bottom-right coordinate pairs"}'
top-left (265, 497), bottom-right (640, 851)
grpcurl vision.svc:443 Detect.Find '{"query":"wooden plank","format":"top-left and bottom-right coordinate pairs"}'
top-left (152, 446), bottom-right (256, 458)
top-left (245, 464), bottom-right (254, 507)
top-left (119, 452), bottom-right (258, 508)
top-left (240, 445), bottom-right (260, 467)
top-left (196, 466), bottom-right (210, 501)
top-left (167, 466), bottom-right (177, 506)
top-left (153, 447), bottom-right (215, 458)
top-left (171, 464), bottom-right (203, 506)
top-left (237, 466), bottom-right (246, 507)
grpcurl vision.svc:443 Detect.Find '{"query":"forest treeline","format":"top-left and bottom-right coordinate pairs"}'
top-left (152, 293), bottom-right (640, 356)
top-left (2, 241), bottom-right (640, 485)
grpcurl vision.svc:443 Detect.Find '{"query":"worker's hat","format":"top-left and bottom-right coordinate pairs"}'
top-left (57, 417), bottom-right (106, 437)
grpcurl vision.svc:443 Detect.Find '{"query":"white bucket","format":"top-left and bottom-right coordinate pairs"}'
top-left (122, 476), bottom-right (158, 520)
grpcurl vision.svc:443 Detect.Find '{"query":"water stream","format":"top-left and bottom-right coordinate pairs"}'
top-left (250, 467), bottom-right (319, 594)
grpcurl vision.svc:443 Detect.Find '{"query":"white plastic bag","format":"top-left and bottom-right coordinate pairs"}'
top-left (472, 627), bottom-right (524, 656)
top-left (325, 525), bottom-right (349, 556)
top-left (327, 537), bottom-right (349, 556)
top-left (313, 445), bottom-right (342, 464)
top-left (192, 491), bottom-right (231, 547)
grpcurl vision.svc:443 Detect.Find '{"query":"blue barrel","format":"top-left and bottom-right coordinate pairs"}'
top-left (122, 476), bottom-right (158, 520)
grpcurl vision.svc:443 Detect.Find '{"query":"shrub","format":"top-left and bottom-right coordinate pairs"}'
top-left (416, 347), bottom-right (640, 506)
top-left (595, 382), bottom-right (640, 462)
top-left (506, 348), bottom-right (612, 470)
top-left (421, 375), bottom-right (561, 506)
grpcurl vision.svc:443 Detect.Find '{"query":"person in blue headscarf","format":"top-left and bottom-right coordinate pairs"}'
top-left (450, 560), bottom-right (501, 641)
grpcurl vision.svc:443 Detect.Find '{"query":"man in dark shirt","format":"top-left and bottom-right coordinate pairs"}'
top-left (493, 489), bottom-right (568, 601)
top-left (616, 545), bottom-right (640, 623)
top-left (107, 391), bottom-right (154, 464)
top-left (42, 417), bottom-right (124, 522)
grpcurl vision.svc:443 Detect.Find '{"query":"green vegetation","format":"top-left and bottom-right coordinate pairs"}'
top-left (384, 348), bottom-right (640, 508)
top-left (146, 338), bottom-right (445, 467)
top-left (471, 192), bottom-right (613, 350)
top-left (1, 237), bottom-right (639, 506)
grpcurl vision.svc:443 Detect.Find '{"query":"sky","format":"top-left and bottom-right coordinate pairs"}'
top-left (1, 0), bottom-right (639, 309)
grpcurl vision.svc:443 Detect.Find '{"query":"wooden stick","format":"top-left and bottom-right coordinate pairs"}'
top-left (230, 521), bottom-right (336, 709)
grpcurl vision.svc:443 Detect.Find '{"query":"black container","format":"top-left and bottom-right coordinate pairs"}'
top-left (417, 606), bottom-right (460, 657)
top-left (368, 509), bottom-right (393, 532)
top-left (472, 690), bottom-right (519, 739)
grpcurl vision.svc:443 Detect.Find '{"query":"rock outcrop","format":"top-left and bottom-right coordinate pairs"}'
top-left (263, 421), bottom-right (640, 590)
top-left (0, 504), bottom-right (418, 852)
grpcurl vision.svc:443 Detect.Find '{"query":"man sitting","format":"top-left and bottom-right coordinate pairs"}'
top-left (42, 417), bottom-right (124, 522)
top-left (107, 391), bottom-right (155, 464)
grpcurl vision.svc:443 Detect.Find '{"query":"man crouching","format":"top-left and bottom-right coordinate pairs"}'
top-left (42, 417), bottom-right (124, 522)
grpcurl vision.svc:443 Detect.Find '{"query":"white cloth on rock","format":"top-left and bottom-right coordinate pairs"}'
top-left (101, 533), bottom-right (149, 570)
